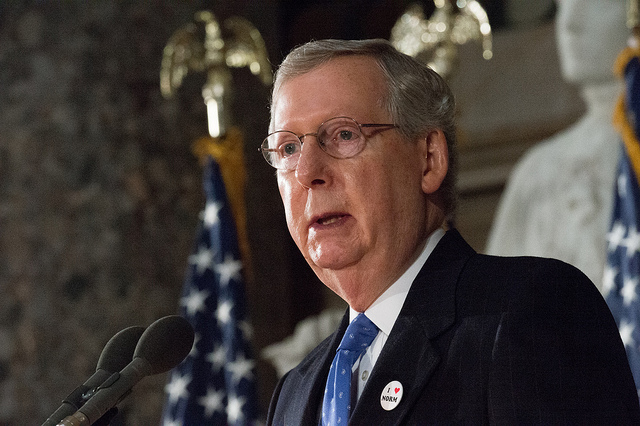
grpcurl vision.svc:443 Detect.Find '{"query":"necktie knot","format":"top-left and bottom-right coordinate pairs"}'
top-left (338, 314), bottom-right (378, 352)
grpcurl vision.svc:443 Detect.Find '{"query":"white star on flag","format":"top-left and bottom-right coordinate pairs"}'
top-left (215, 253), bottom-right (243, 287)
top-left (622, 226), bottom-right (640, 258)
top-left (216, 299), bottom-right (233, 324)
top-left (618, 173), bottom-right (628, 197)
top-left (207, 344), bottom-right (227, 373)
top-left (202, 201), bottom-right (223, 228)
top-left (181, 288), bottom-right (210, 317)
top-left (162, 418), bottom-right (181, 426)
top-left (621, 276), bottom-right (639, 307)
top-left (607, 221), bottom-right (627, 252)
top-left (620, 320), bottom-right (637, 349)
top-left (198, 387), bottom-right (225, 418)
top-left (227, 394), bottom-right (246, 423)
top-left (188, 245), bottom-right (214, 275)
top-left (227, 353), bottom-right (255, 385)
top-left (165, 372), bottom-right (191, 404)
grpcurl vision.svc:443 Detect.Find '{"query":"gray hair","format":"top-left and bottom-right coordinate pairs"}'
top-left (270, 38), bottom-right (458, 219)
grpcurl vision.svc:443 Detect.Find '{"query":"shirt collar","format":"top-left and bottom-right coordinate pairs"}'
top-left (350, 227), bottom-right (445, 335)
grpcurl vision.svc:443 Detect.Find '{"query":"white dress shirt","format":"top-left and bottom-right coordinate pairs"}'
top-left (348, 227), bottom-right (445, 399)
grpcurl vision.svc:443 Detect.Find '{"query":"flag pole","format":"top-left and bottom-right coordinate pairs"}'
top-left (159, 11), bottom-right (271, 425)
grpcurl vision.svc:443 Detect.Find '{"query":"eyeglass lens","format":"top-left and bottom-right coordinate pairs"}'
top-left (262, 117), bottom-right (365, 170)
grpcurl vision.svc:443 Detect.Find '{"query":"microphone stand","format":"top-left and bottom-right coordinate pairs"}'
top-left (93, 407), bottom-right (118, 426)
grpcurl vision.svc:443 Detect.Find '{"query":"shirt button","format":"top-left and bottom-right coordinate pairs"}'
top-left (361, 370), bottom-right (369, 381)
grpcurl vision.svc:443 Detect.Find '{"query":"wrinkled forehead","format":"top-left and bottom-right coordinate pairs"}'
top-left (269, 56), bottom-right (388, 131)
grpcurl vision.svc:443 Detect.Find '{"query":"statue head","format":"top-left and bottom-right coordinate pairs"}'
top-left (555, 0), bottom-right (628, 84)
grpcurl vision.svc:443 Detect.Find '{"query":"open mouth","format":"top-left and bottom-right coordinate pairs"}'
top-left (315, 214), bottom-right (348, 226)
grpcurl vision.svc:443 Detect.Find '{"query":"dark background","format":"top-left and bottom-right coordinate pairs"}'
top-left (0, 1), bottom-right (567, 423)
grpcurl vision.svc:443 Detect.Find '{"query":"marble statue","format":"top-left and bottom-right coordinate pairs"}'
top-left (486, 0), bottom-right (629, 292)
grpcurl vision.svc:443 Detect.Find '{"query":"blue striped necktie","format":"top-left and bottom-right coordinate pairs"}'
top-left (322, 313), bottom-right (378, 425)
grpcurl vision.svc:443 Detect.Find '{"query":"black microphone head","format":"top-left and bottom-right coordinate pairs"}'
top-left (97, 325), bottom-right (146, 372)
top-left (133, 315), bottom-right (195, 375)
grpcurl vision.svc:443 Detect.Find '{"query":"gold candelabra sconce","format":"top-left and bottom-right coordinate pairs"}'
top-left (160, 11), bottom-right (272, 138)
top-left (390, 0), bottom-right (493, 79)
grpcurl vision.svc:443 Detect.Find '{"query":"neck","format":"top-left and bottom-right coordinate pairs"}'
top-left (331, 222), bottom-right (443, 312)
top-left (318, 239), bottom-right (424, 312)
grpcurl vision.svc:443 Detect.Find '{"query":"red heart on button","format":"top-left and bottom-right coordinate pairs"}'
top-left (394, 387), bottom-right (400, 394)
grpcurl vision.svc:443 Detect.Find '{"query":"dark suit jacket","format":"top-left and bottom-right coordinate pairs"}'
top-left (267, 229), bottom-right (640, 425)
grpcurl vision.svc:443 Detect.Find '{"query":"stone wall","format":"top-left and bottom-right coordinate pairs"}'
top-left (0, 1), bottom-right (291, 424)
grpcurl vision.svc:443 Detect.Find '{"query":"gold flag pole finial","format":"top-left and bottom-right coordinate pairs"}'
top-left (160, 12), bottom-right (271, 281)
top-left (390, 0), bottom-right (492, 80)
top-left (160, 10), bottom-right (272, 138)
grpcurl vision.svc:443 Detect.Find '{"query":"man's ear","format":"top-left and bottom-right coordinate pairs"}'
top-left (421, 129), bottom-right (449, 194)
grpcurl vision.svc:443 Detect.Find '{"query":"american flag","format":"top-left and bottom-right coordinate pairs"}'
top-left (603, 45), bottom-right (640, 395)
top-left (160, 156), bottom-right (259, 425)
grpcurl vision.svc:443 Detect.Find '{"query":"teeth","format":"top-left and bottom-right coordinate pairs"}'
top-left (319, 216), bottom-right (341, 225)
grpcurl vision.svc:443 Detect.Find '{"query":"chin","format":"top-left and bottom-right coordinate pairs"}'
top-left (308, 248), bottom-right (359, 272)
top-left (310, 256), bottom-right (349, 271)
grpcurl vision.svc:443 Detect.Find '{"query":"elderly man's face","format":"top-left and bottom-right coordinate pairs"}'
top-left (272, 56), bottom-right (440, 308)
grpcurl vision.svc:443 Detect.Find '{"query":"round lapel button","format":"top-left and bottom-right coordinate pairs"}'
top-left (380, 380), bottom-right (403, 411)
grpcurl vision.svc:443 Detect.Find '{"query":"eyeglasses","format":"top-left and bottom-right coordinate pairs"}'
top-left (259, 116), bottom-right (397, 170)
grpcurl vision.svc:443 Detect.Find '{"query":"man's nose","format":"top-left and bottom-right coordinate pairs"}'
top-left (294, 135), bottom-right (330, 188)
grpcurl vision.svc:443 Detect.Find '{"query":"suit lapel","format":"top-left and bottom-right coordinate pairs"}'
top-left (350, 229), bottom-right (475, 424)
top-left (350, 315), bottom-right (440, 424)
top-left (283, 310), bottom-right (350, 425)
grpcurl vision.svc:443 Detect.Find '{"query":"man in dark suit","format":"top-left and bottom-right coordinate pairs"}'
top-left (259, 38), bottom-right (640, 424)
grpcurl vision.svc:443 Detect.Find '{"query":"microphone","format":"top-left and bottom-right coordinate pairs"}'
top-left (57, 315), bottom-right (195, 426)
top-left (41, 325), bottom-right (145, 426)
